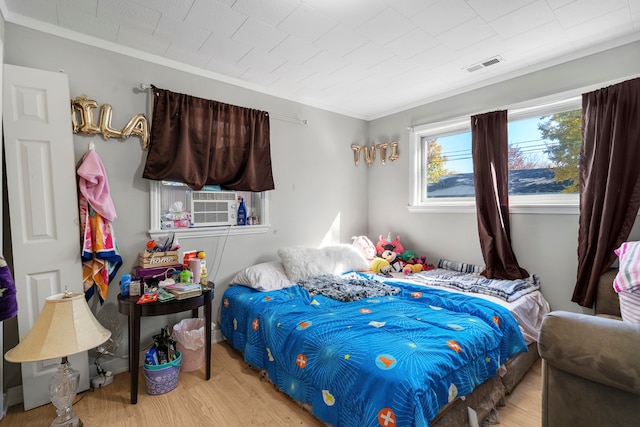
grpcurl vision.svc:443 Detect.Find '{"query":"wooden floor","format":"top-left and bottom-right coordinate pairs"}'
top-left (1, 341), bottom-right (542, 426)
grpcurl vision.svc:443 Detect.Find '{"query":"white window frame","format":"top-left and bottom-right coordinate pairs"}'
top-left (408, 96), bottom-right (582, 215)
top-left (148, 181), bottom-right (270, 240)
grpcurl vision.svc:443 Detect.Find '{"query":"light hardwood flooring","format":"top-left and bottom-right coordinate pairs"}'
top-left (1, 341), bottom-right (542, 426)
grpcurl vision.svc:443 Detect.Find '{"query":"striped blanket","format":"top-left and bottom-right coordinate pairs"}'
top-left (409, 268), bottom-right (540, 302)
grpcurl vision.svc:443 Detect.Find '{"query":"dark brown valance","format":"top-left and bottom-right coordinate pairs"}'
top-left (143, 86), bottom-right (275, 192)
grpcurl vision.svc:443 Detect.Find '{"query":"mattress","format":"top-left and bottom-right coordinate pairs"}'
top-left (220, 272), bottom-right (532, 427)
top-left (388, 269), bottom-right (550, 344)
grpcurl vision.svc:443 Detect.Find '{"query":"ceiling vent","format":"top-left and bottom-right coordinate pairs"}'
top-left (464, 56), bottom-right (504, 73)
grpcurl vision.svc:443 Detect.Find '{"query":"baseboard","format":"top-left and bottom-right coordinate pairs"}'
top-left (6, 385), bottom-right (22, 407)
top-left (1, 391), bottom-right (6, 419)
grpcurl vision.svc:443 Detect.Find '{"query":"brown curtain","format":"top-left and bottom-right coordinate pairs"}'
top-left (472, 110), bottom-right (529, 280)
top-left (143, 86), bottom-right (275, 192)
top-left (572, 77), bottom-right (640, 307)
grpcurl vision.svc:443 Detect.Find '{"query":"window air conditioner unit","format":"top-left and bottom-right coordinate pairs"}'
top-left (187, 191), bottom-right (237, 227)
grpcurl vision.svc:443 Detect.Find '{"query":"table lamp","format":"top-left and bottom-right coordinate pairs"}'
top-left (5, 290), bottom-right (111, 427)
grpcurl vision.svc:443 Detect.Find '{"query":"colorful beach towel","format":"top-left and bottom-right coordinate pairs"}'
top-left (78, 150), bottom-right (122, 303)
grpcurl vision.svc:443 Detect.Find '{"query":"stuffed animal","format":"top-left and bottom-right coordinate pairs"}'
top-left (376, 233), bottom-right (404, 255)
top-left (398, 250), bottom-right (419, 263)
top-left (380, 249), bottom-right (404, 273)
top-left (351, 235), bottom-right (377, 261)
top-left (399, 250), bottom-right (428, 267)
top-left (371, 258), bottom-right (392, 277)
top-left (403, 263), bottom-right (424, 275)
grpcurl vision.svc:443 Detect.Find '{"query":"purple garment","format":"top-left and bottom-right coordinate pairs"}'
top-left (0, 255), bottom-right (18, 321)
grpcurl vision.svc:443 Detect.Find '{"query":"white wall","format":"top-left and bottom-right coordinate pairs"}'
top-left (368, 39), bottom-right (640, 314)
top-left (2, 23), bottom-right (369, 376)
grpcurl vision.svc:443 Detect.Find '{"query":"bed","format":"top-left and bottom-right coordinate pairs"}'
top-left (219, 247), bottom-right (550, 427)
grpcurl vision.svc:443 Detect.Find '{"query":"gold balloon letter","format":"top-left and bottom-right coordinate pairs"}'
top-left (364, 146), bottom-right (376, 166)
top-left (388, 141), bottom-right (399, 162)
top-left (122, 114), bottom-right (150, 150)
top-left (98, 104), bottom-right (124, 140)
top-left (71, 94), bottom-right (101, 134)
top-left (376, 143), bottom-right (389, 164)
top-left (351, 144), bottom-right (364, 166)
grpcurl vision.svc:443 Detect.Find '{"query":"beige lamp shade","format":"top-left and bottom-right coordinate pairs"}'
top-left (5, 291), bottom-right (111, 363)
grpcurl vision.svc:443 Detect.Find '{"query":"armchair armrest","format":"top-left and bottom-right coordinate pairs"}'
top-left (538, 311), bottom-right (640, 395)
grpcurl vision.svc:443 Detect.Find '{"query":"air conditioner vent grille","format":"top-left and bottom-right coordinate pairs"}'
top-left (188, 191), bottom-right (237, 227)
top-left (191, 191), bottom-right (236, 201)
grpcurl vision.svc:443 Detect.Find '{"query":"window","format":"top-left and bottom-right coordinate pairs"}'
top-left (148, 181), bottom-right (269, 240)
top-left (409, 97), bottom-right (581, 214)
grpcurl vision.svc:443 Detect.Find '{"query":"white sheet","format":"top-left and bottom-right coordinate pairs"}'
top-left (387, 271), bottom-right (550, 344)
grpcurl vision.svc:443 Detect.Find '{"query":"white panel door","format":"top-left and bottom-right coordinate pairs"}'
top-left (3, 64), bottom-right (89, 410)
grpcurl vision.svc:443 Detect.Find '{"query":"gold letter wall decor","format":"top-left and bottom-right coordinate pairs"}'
top-left (376, 143), bottom-right (389, 164)
top-left (388, 141), bottom-right (399, 162)
top-left (71, 94), bottom-right (150, 150)
top-left (351, 144), bottom-right (364, 166)
top-left (363, 146), bottom-right (376, 166)
top-left (351, 142), bottom-right (399, 166)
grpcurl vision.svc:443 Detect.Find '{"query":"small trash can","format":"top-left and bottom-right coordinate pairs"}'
top-left (172, 318), bottom-right (205, 372)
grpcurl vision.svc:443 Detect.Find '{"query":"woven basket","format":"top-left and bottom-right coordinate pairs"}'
top-left (143, 351), bottom-right (182, 395)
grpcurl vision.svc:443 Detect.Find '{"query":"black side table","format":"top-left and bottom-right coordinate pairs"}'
top-left (117, 286), bottom-right (213, 404)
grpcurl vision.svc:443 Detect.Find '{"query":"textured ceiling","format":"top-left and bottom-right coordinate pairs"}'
top-left (2, 0), bottom-right (639, 119)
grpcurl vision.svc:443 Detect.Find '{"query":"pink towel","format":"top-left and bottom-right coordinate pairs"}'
top-left (77, 150), bottom-right (117, 221)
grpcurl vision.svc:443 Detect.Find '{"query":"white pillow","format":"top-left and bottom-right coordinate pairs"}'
top-left (278, 247), bottom-right (335, 282)
top-left (231, 261), bottom-right (294, 291)
top-left (323, 244), bottom-right (370, 273)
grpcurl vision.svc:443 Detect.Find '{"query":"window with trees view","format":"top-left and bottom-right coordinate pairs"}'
top-left (410, 97), bottom-right (582, 211)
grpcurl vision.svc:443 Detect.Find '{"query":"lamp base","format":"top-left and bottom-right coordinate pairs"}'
top-left (50, 415), bottom-right (83, 427)
top-left (49, 358), bottom-right (82, 427)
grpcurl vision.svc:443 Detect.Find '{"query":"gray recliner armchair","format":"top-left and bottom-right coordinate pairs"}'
top-left (538, 270), bottom-right (640, 427)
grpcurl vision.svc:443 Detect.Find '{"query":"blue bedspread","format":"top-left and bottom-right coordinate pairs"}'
top-left (220, 276), bottom-right (527, 427)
